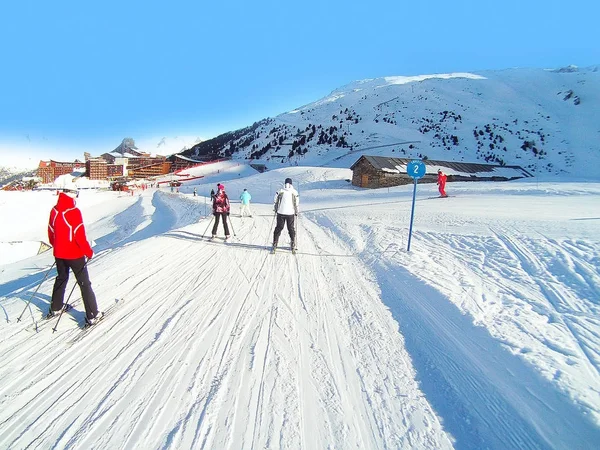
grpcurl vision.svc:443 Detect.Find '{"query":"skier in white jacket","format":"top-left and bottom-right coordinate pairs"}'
top-left (272, 177), bottom-right (299, 251)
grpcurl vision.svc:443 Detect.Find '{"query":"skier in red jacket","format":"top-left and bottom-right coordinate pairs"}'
top-left (47, 189), bottom-right (101, 325)
top-left (437, 169), bottom-right (448, 198)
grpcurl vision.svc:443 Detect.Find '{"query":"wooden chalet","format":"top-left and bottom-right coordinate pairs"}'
top-left (350, 155), bottom-right (532, 189)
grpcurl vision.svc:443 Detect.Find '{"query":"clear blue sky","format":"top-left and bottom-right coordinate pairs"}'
top-left (0, 0), bottom-right (598, 158)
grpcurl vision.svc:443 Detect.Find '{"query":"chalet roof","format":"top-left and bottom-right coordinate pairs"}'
top-left (350, 156), bottom-right (407, 171)
top-left (351, 155), bottom-right (532, 179)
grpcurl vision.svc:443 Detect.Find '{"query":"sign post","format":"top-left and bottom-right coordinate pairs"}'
top-left (406, 160), bottom-right (426, 252)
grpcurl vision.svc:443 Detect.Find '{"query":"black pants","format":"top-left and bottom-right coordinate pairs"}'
top-left (212, 213), bottom-right (230, 236)
top-left (51, 257), bottom-right (98, 320)
top-left (273, 214), bottom-right (296, 247)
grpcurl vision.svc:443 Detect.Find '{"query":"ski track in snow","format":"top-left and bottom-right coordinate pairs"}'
top-left (489, 229), bottom-right (600, 374)
top-left (1, 183), bottom-right (599, 449)
top-left (308, 202), bottom-right (600, 449)
top-left (0, 190), bottom-right (452, 449)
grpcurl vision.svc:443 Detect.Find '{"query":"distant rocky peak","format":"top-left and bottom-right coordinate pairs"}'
top-left (113, 137), bottom-right (138, 155)
top-left (553, 65), bottom-right (579, 73)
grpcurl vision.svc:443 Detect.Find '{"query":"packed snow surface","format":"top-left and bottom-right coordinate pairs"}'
top-left (1, 166), bottom-right (599, 449)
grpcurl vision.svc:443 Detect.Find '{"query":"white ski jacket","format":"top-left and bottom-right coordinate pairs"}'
top-left (274, 184), bottom-right (299, 215)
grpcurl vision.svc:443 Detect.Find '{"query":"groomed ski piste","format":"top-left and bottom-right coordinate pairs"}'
top-left (1, 166), bottom-right (599, 449)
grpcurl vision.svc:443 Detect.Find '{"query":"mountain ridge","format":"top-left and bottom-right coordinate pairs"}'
top-left (0, 166), bottom-right (36, 187)
top-left (183, 65), bottom-right (600, 179)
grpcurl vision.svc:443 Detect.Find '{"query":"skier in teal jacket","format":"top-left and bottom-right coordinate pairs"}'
top-left (239, 188), bottom-right (252, 217)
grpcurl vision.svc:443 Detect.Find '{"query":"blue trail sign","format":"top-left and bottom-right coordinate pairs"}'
top-left (406, 160), bottom-right (426, 251)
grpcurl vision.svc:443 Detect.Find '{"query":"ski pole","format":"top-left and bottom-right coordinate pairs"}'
top-left (295, 213), bottom-right (299, 248)
top-left (228, 214), bottom-right (236, 236)
top-left (267, 213), bottom-right (276, 248)
top-left (51, 283), bottom-right (79, 333)
top-left (202, 215), bottom-right (215, 238)
top-left (52, 260), bottom-right (88, 333)
top-left (16, 261), bottom-right (56, 323)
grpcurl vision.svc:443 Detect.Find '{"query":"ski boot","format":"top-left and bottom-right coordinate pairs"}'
top-left (84, 311), bottom-right (105, 328)
top-left (45, 304), bottom-right (72, 319)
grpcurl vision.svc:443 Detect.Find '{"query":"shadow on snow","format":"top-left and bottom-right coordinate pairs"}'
top-left (371, 262), bottom-right (600, 450)
top-left (1, 191), bottom-right (204, 321)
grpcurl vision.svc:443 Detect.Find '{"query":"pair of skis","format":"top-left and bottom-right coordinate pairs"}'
top-left (30, 304), bottom-right (74, 333)
top-left (270, 246), bottom-right (297, 255)
top-left (210, 236), bottom-right (233, 242)
top-left (32, 300), bottom-right (119, 333)
top-left (69, 299), bottom-right (124, 344)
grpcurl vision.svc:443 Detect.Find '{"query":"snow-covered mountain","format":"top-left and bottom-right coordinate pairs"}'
top-left (0, 166), bottom-right (36, 187)
top-left (185, 66), bottom-right (600, 179)
top-left (134, 135), bottom-right (203, 156)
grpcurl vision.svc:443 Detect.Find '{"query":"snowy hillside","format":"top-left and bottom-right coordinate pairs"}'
top-left (185, 66), bottom-right (600, 180)
top-left (155, 160), bottom-right (260, 186)
top-left (0, 166), bottom-right (36, 187)
top-left (1, 165), bottom-right (599, 449)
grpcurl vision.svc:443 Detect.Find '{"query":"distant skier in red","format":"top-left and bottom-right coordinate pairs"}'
top-left (47, 189), bottom-right (101, 326)
top-left (437, 169), bottom-right (448, 197)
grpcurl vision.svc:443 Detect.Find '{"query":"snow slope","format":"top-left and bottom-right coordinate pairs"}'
top-left (1, 168), bottom-right (599, 449)
top-left (156, 160), bottom-right (259, 187)
top-left (187, 66), bottom-right (600, 181)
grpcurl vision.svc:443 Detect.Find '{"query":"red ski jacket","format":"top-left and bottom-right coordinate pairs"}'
top-left (48, 193), bottom-right (94, 260)
top-left (437, 172), bottom-right (447, 186)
